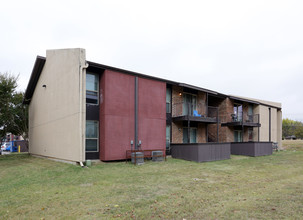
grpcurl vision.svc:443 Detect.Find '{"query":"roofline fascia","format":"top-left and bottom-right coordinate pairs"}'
top-left (228, 95), bottom-right (281, 109)
top-left (23, 56), bottom-right (282, 110)
top-left (23, 56), bottom-right (46, 104)
top-left (87, 61), bottom-right (222, 96)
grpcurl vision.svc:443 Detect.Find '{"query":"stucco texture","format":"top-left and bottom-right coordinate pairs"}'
top-left (29, 48), bottom-right (86, 162)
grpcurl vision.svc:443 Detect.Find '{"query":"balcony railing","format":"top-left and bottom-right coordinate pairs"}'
top-left (172, 102), bottom-right (218, 119)
top-left (225, 113), bottom-right (259, 124)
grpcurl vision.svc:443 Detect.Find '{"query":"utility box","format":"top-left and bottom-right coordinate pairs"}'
top-left (131, 152), bottom-right (144, 165)
top-left (152, 151), bottom-right (164, 162)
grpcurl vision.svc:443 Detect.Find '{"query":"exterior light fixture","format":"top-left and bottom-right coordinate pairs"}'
top-left (179, 92), bottom-right (182, 96)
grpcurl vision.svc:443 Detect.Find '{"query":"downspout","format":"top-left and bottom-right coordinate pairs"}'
top-left (269, 108), bottom-right (271, 142)
top-left (135, 77), bottom-right (138, 150)
top-left (258, 114), bottom-right (260, 142)
top-left (217, 107), bottom-right (219, 142)
top-left (206, 93), bottom-right (209, 142)
top-left (79, 61), bottom-right (89, 166)
top-left (241, 110), bottom-right (244, 142)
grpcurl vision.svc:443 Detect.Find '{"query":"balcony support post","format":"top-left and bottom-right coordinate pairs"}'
top-left (258, 114), bottom-right (260, 142)
top-left (217, 108), bottom-right (219, 142)
top-left (187, 120), bottom-right (190, 143)
top-left (206, 124), bottom-right (208, 143)
top-left (241, 110), bottom-right (244, 142)
top-left (206, 93), bottom-right (209, 116)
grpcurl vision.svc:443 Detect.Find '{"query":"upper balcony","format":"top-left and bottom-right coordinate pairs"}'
top-left (221, 113), bottom-right (261, 127)
top-left (171, 102), bottom-right (218, 124)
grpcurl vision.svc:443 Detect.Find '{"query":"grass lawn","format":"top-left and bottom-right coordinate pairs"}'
top-left (1, 141), bottom-right (303, 219)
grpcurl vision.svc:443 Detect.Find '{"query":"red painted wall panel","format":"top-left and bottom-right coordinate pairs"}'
top-left (138, 78), bottom-right (166, 151)
top-left (100, 70), bottom-right (135, 161)
top-left (100, 70), bottom-right (166, 161)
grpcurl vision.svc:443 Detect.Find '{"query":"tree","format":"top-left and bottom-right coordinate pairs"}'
top-left (282, 118), bottom-right (303, 139)
top-left (294, 123), bottom-right (303, 139)
top-left (0, 72), bottom-right (28, 144)
top-left (282, 118), bottom-right (295, 138)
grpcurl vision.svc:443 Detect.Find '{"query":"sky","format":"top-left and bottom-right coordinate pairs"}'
top-left (1, 0), bottom-right (303, 121)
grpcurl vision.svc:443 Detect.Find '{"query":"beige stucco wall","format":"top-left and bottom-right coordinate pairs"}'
top-left (277, 109), bottom-right (282, 148)
top-left (255, 104), bottom-right (282, 148)
top-left (29, 48), bottom-right (86, 162)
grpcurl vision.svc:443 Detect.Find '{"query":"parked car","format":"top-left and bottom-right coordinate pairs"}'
top-left (1, 142), bottom-right (13, 151)
top-left (1, 143), bottom-right (8, 151)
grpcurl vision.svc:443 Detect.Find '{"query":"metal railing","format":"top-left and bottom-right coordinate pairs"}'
top-left (172, 102), bottom-right (218, 119)
top-left (208, 106), bottom-right (219, 119)
top-left (230, 113), bottom-right (259, 124)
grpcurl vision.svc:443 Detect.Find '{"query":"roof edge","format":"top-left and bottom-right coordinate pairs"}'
top-left (23, 56), bottom-right (46, 104)
top-left (87, 61), bottom-right (222, 95)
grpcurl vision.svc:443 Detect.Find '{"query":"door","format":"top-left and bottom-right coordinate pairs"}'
top-left (166, 125), bottom-right (171, 151)
top-left (183, 128), bottom-right (197, 143)
top-left (234, 130), bottom-right (242, 142)
top-left (183, 94), bottom-right (197, 116)
top-left (248, 104), bottom-right (253, 122)
top-left (233, 104), bottom-right (243, 122)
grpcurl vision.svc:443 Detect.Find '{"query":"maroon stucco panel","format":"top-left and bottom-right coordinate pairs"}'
top-left (100, 70), bottom-right (135, 161)
top-left (99, 70), bottom-right (166, 161)
top-left (138, 78), bottom-right (166, 151)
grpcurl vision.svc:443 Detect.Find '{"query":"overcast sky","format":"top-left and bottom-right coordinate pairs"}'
top-left (1, 0), bottom-right (303, 120)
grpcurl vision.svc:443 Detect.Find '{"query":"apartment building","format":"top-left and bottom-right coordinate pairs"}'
top-left (24, 48), bottom-right (282, 163)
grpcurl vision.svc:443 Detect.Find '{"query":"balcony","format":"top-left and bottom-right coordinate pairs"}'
top-left (172, 102), bottom-right (218, 124)
top-left (221, 113), bottom-right (260, 127)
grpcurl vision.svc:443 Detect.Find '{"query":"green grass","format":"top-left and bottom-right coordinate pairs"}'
top-left (1, 141), bottom-right (303, 219)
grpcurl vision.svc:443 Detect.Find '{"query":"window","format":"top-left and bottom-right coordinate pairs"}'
top-left (166, 125), bottom-right (171, 150)
top-left (166, 88), bottom-right (171, 113)
top-left (183, 93), bottom-right (197, 116)
top-left (86, 73), bottom-right (99, 104)
top-left (248, 128), bottom-right (253, 141)
top-left (247, 104), bottom-right (254, 122)
top-left (233, 104), bottom-right (243, 122)
top-left (183, 127), bottom-right (197, 143)
top-left (86, 121), bottom-right (99, 152)
top-left (234, 130), bottom-right (242, 142)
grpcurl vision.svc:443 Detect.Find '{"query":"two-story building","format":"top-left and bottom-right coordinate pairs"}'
top-left (24, 48), bottom-right (282, 163)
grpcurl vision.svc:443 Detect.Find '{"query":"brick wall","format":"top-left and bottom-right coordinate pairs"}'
top-left (172, 121), bottom-right (183, 143)
top-left (197, 91), bottom-right (207, 116)
top-left (172, 85), bottom-right (183, 117)
top-left (243, 127), bottom-right (249, 142)
top-left (197, 124), bottom-right (206, 143)
top-left (208, 98), bottom-right (234, 142)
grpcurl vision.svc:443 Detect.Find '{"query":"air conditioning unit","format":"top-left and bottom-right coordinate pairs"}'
top-left (131, 152), bottom-right (144, 165)
top-left (152, 151), bottom-right (164, 162)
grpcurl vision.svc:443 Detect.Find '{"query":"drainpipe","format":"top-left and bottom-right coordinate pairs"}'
top-left (269, 108), bottom-right (271, 142)
top-left (217, 107), bottom-right (219, 142)
top-left (258, 114), bottom-right (260, 142)
top-left (206, 93), bottom-right (208, 116)
top-left (188, 119), bottom-right (190, 143)
top-left (79, 61), bottom-right (89, 164)
top-left (135, 77), bottom-right (138, 150)
top-left (79, 162), bottom-right (85, 168)
top-left (241, 110), bottom-right (244, 142)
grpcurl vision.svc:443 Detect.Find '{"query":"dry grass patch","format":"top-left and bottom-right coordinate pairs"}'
top-left (282, 139), bottom-right (303, 151)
